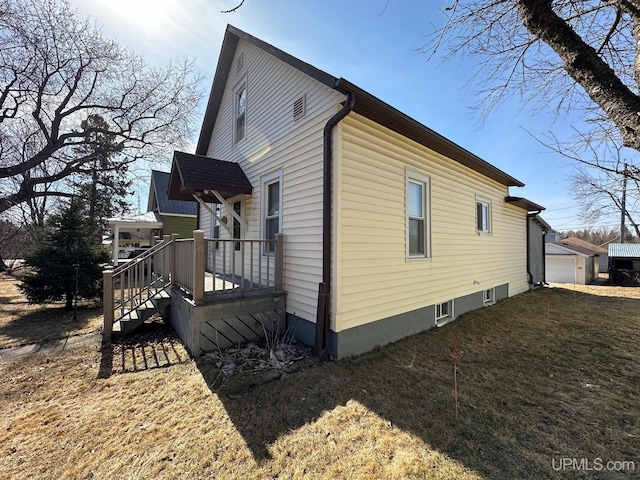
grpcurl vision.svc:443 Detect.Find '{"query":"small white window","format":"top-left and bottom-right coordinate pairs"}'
top-left (261, 171), bottom-right (282, 254)
top-left (476, 196), bottom-right (491, 234)
top-left (407, 171), bottom-right (430, 258)
top-left (436, 301), bottom-right (452, 320)
top-left (483, 288), bottom-right (495, 304)
top-left (234, 83), bottom-right (247, 144)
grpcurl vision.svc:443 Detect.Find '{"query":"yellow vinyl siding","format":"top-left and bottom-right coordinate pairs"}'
top-left (334, 113), bottom-right (528, 331)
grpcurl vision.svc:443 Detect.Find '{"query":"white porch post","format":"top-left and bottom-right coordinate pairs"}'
top-left (112, 225), bottom-right (120, 265)
top-left (102, 268), bottom-right (113, 345)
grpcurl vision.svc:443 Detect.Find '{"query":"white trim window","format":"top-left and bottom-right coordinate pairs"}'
top-left (483, 288), bottom-right (495, 305)
top-left (476, 196), bottom-right (492, 234)
top-left (436, 300), bottom-right (453, 321)
top-left (234, 82), bottom-right (247, 144)
top-left (406, 171), bottom-right (430, 258)
top-left (261, 171), bottom-right (282, 254)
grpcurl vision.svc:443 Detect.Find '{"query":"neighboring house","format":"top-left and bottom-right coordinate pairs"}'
top-left (545, 237), bottom-right (601, 284)
top-left (106, 171), bottom-right (197, 265)
top-left (105, 25), bottom-right (544, 359)
top-left (608, 243), bottom-right (640, 285)
top-left (148, 170), bottom-right (198, 239)
top-left (545, 230), bottom-right (563, 243)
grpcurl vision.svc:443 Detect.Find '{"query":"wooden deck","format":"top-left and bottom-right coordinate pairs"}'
top-left (103, 232), bottom-right (286, 355)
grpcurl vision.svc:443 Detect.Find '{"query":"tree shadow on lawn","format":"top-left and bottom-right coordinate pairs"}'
top-left (0, 271), bottom-right (102, 348)
top-left (197, 287), bottom-right (640, 480)
top-left (0, 303), bottom-right (101, 349)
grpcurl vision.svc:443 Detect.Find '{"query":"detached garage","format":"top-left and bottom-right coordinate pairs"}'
top-left (545, 238), bottom-right (600, 284)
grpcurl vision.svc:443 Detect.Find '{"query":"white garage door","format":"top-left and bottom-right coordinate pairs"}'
top-left (546, 256), bottom-right (576, 283)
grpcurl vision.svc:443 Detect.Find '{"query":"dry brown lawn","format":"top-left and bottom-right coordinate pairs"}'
top-left (1, 277), bottom-right (639, 479)
top-left (0, 271), bottom-right (103, 349)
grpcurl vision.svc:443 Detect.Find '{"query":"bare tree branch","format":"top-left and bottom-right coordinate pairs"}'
top-left (0, 0), bottom-right (204, 216)
top-left (221, 0), bottom-right (245, 14)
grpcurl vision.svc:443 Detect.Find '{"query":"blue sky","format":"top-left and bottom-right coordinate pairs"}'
top-left (67, 0), bottom-right (606, 232)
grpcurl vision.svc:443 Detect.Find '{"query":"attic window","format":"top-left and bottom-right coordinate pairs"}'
top-left (293, 94), bottom-right (306, 121)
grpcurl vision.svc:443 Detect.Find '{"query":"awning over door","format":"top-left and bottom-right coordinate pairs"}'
top-left (168, 151), bottom-right (253, 203)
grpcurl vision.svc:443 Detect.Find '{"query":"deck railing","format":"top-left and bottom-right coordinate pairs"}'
top-left (204, 235), bottom-right (284, 295)
top-left (173, 238), bottom-right (195, 294)
top-left (103, 235), bottom-right (174, 341)
top-left (103, 231), bottom-right (284, 342)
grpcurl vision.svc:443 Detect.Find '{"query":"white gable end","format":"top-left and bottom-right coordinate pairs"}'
top-left (201, 38), bottom-right (344, 322)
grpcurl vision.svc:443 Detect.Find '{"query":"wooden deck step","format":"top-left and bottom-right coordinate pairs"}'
top-left (111, 289), bottom-right (172, 337)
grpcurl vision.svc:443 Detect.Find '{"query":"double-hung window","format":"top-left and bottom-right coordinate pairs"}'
top-left (407, 171), bottom-right (430, 258)
top-left (235, 84), bottom-right (247, 144)
top-left (476, 196), bottom-right (491, 234)
top-left (262, 171), bottom-right (282, 254)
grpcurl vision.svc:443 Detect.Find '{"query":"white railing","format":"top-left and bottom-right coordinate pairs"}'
top-left (173, 238), bottom-right (195, 294)
top-left (103, 231), bottom-right (284, 343)
top-left (204, 235), bottom-right (283, 295)
top-left (103, 235), bottom-right (174, 341)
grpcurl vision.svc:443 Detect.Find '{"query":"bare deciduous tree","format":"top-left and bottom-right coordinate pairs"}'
top-left (0, 0), bottom-right (204, 217)
top-left (431, 0), bottom-right (640, 154)
top-left (570, 166), bottom-right (640, 237)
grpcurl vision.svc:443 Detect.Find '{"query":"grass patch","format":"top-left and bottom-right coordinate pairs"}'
top-left (1, 284), bottom-right (639, 479)
top-left (0, 271), bottom-right (103, 349)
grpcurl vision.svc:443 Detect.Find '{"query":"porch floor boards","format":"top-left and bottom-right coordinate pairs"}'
top-left (203, 272), bottom-right (273, 295)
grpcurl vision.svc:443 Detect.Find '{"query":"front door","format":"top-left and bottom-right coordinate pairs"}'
top-left (232, 200), bottom-right (243, 280)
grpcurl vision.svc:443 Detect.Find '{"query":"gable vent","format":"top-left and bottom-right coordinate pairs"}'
top-left (293, 94), bottom-right (306, 121)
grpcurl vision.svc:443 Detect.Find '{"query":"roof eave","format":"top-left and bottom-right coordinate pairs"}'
top-left (505, 196), bottom-right (545, 212)
top-left (196, 25), bottom-right (528, 189)
top-left (335, 79), bottom-right (526, 188)
top-left (549, 242), bottom-right (594, 257)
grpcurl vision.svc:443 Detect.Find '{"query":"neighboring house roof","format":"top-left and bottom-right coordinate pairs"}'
top-left (149, 170), bottom-right (197, 216)
top-left (168, 151), bottom-right (253, 203)
top-left (608, 243), bottom-right (640, 258)
top-left (547, 243), bottom-right (591, 257)
top-left (559, 237), bottom-right (607, 256)
top-left (196, 24), bottom-right (525, 189)
top-left (107, 211), bottom-right (164, 229)
top-left (550, 237), bottom-right (602, 257)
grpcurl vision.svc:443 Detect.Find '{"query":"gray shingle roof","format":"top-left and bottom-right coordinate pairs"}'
top-left (554, 237), bottom-right (606, 256)
top-left (151, 170), bottom-right (197, 216)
